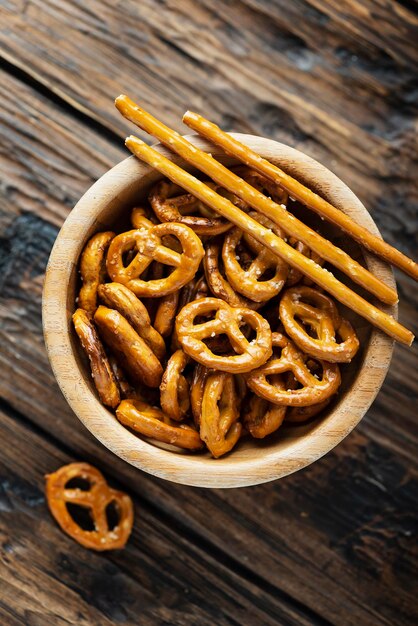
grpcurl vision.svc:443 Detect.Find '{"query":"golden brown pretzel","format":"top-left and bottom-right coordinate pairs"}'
top-left (116, 399), bottom-right (203, 450)
top-left (106, 221), bottom-right (204, 297)
top-left (190, 363), bottom-right (212, 426)
top-left (243, 390), bottom-right (287, 438)
top-left (160, 350), bottom-right (190, 421)
top-left (94, 306), bottom-right (163, 387)
top-left (236, 167), bottom-right (288, 206)
top-left (286, 398), bottom-right (331, 423)
top-left (149, 179), bottom-right (236, 235)
top-left (200, 372), bottom-right (242, 457)
top-left (279, 286), bottom-right (360, 363)
top-left (72, 308), bottom-right (120, 408)
top-left (98, 282), bottom-right (166, 360)
top-left (204, 238), bottom-right (259, 308)
top-left (286, 238), bottom-right (324, 287)
top-left (45, 463), bottom-right (134, 551)
top-left (222, 216), bottom-right (288, 303)
top-left (175, 297), bottom-right (272, 373)
top-left (246, 332), bottom-right (341, 406)
top-left (154, 291), bottom-right (179, 337)
top-left (131, 206), bottom-right (158, 227)
top-left (78, 231), bottom-right (114, 314)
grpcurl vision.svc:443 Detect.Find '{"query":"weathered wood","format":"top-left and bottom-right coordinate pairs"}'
top-left (0, 0), bottom-right (417, 623)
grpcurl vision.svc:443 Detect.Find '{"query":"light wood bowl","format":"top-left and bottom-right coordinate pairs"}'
top-left (43, 135), bottom-right (396, 488)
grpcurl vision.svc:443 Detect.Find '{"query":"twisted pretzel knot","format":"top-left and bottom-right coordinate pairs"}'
top-left (78, 231), bottom-right (114, 314)
top-left (246, 332), bottom-right (341, 406)
top-left (45, 463), bottom-right (134, 551)
top-left (149, 179), bottom-right (239, 235)
top-left (237, 166), bottom-right (289, 206)
top-left (222, 213), bottom-right (288, 302)
top-left (160, 349), bottom-right (190, 421)
top-left (116, 399), bottom-right (203, 450)
top-left (286, 398), bottom-right (331, 423)
top-left (106, 221), bottom-right (204, 297)
top-left (279, 286), bottom-right (359, 363)
top-left (94, 306), bottom-right (163, 388)
top-left (243, 391), bottom-right (287, 439)
top-left (200, 372), bottom-right (242, 458)
top-left (204, 238), bottom-right (260, 309)
top-left (98, 282), bottom-right (166, 360)
top-left (72, 308), bottom-right (120, 409)
top-left (175, 297), bottom-right (272, 373)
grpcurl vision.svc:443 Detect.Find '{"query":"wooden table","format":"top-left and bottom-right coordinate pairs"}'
top-left (1, 1), bottom-right (417, 624)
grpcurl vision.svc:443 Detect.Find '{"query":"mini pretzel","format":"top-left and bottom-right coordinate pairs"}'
top-left (237, 166), bottom-right (289, 206)
top-left (246, 332), bottom-right (341, 406)
top-left (78, 231), bottom-right (114, 314)
top-left (45, 463), bottom-right (134, 551)
top-left (190, 363), bottom-right (212, 426)
top-left (279, 286), bottom-right (360, 363)
top-left (243, 390), bottom-right (287, 438)
top-left (98, 282), bottom-right (166, 361)
top-left (175, 297), bottom-right (272, 373)
top-left (116, 399), bottom-right (203, 450)
top-left (200, 372), bottom-right (242, 457)
top-left (160, 350), bottom-right (190, 421)
top-left (204, 238), bottom-right (259, 309)
top-left (149, 179), bottom-right (236, 235)
top-left (154, 291), bottom-right (179, 337)
top-left (131, 206), bottom-right (158, 227)
top-left (94, 306), bottom-right (163, 387)
top-left (72, 308), bottom-right (120, 408)
top-left (106, 221), bottom-right (204, 297)
top-left (222, 217), bottom-right (288, 302)
top-left (286, 398), bottom-right (331, 423)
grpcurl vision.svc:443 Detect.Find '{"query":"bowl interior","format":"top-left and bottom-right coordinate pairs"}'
top-left (43, 134), bottom-right (395, 487)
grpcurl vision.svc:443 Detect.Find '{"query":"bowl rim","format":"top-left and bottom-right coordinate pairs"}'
top-left (42, 134), bottom-right (396, 488)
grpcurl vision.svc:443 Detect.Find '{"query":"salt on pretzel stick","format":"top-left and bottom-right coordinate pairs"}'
top-left (183, 111), bottom-right (418, 282)
top-left (124, 135), bottom-right (413, 346)
top-left (115, 95), bottom-right (397, 306)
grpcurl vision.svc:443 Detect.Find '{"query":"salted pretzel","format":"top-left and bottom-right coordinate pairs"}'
top-left (246, 332), bottom-right (341, 406)
top-left (279, 286), bottom-right (360, 363)
top-left (116, 399), bottom-right (203, 450)
top-left (72, 308), bottom-right (120, 408)
top-left (222, 214), bottom-right (288, 302)
top-left (106, 221), bottom-right (204, 297)
top-left (200, 372), bottom-right (242, 457)
top-left (45, 463), bottom-right (134, 551)
top-left (154, 291), bottom-right (179, 337)
top-left (204, 238), bottom-right (259, 309)
top-left (149, 179), bottom-right (238, 235)
top-left (98, 282), bottom-right (166, 360)
top-left (78, 231), bottom-right (114, 314)
top-left (175, 297), bottom-right (272, 373)
top-left (160, 350), bottom-right (190, 421)
top-left (243, 391), bottom-right (287, 438)
top-left (94, 306), bottom-right (163, 387)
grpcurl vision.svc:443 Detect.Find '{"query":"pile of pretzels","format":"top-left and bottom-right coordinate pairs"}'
top-left (73, 167), bottom-right (361, 458)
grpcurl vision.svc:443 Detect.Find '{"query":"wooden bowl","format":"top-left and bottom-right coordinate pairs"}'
top-left (42, 135), bottom-right (396, 488)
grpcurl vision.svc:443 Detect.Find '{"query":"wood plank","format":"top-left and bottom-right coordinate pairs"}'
top-left (0, 0), bottom-right (417, 259)
top-left (1, 68), bottom-right (417, 625)
top-left (2, 405), bottom-right (316, 626)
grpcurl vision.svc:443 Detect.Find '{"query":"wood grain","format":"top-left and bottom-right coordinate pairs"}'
top-left (0, 1), bottom-right (417, 623)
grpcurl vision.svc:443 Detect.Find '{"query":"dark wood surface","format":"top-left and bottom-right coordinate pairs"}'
top-left (0, 1), bottom-right (417, 624)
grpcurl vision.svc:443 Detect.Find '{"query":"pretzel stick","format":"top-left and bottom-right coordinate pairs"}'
top-left (115, 95), bottom-right (397, 305)
top-left (183, 112), bottom-right (418, 282)
top-left (124, 135), bottom-right (413, 346)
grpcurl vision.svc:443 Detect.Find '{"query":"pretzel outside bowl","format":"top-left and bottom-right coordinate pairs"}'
top-left (45, 463), bottom-right (134, 551)
top-left (175, 297), bottom-right (273, 373)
